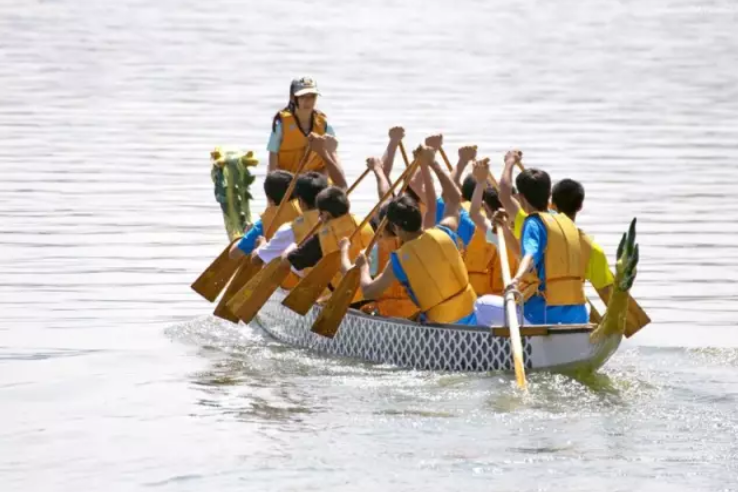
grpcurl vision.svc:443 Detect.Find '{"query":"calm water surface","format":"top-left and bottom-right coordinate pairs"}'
top-left (1, 0), bottom-right (738, 490)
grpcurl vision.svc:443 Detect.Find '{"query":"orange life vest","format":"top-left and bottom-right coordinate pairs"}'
top-left (518, 212), bottom-right (589, 306)
top-left (318, 214), bottom-right (374, 302)
top-left (395, 227), bottom-right (477, 324)
top-left (260, 200), bottom-right (303, 240)
top-left (276, 110), bottom-right (328, 173)
top-left (369, 236), bottom-right (419, 318)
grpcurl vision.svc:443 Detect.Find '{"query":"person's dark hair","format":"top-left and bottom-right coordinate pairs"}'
top-left (271, 79), bottom-right (300, 131)
top-left (461, 174), bottom-right (477, 202)
top-left (295, 172), bottom-right (328, 210)
top-left (264, 170), bottom-right (294, 204)
top-left (552, 178), bottom-right (585, 218)
top-left (483, 187), bottom-right (502, 212)
top-left (316, 186), bottom-right (350, 218)
top-left (387, 194), bottom-right (422, 233)
top-left (515, 168), bottom-right (551, 211)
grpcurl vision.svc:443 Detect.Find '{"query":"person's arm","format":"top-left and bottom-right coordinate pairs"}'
top-left (381, 126), bottom-right (405, 177)
top-left (285, 235), bottom-right (323, 271)
top-left (229, 220), bottom-right (264, 259)
top-left (339, 238), bottom-right (353, 275)
top-left (468, 159), bottom-right (490, 232)
top-left (452, 145), bottom-right (477, 188)
top-left (254, 225), bottom-right (295, 264)
top-left (424, 136), bottom-right (463, 231)
top-left (367, 157), bottom-right (391, 200)
top-left (509, 217), bottom-right (544, 289)
top-left (419, 155), bottom-right (437, 230)
top-left (499, 150), bottom-right (522, 220)
top-left (359, 257), bottom-right (397, 299)
top-left (309, 134), bottom-right (347, 189)
top-left (267, 121), bottom-right (283, 173)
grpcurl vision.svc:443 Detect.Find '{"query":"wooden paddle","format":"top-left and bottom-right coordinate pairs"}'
top-left (282, 158), bottom-right (421, 315)
top-left (311, 153), bottom-right (422, 337)
top-left (226, 165), bottom-right (373, 323)
top-left (226, 221), bottom-right (323, 324)
top-left (311, 217), bottom-right (391, 338)
top-left (496, 223), bottom-right (528, 389)
top-left (212, 147), bottom-right (312, 321)
top-left (190, 236), bottom-right (244, 302)
top-left (190, 148), bottom-right (312, 303)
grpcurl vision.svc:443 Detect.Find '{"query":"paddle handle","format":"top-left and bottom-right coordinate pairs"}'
top-left (438, 147), bottom-right (455, 173)
top-left (496, 223), bottom-right (528, 390)
top-left (348, 158), bottom-right (421, 241)
top-left (399, 141), bottom-right (411, 168)
top-left (346, 168), bottom-right (371, 196)
top-left (264, 146), bottom-right (311, 238)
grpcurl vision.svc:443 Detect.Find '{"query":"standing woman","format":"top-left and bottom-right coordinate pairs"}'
top-left (268, 77), bottom-right (342, 181)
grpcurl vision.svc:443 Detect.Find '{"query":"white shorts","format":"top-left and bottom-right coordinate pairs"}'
top-left (474, 295), bottom-right (532, 327)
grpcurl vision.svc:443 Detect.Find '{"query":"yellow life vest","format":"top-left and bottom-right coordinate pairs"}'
top-left (371, 236), bottom-right (419, 319)
top-left (396, 227), bottom-right (477, 324)
top-left (318, 214), bottom-right (374, 302)
top-left (291, 209), bottom-right (321, 243)
top-left (518, 212), bottom-right (588, 306)
top-left (260, 200), bottom-right (302, 240)
top-left (459, 202), bottom-right (496, 296)
top-left (276, 110), bottom-right (328, 173)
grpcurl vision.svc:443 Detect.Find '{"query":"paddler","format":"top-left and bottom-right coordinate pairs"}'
top-left (450, 146), bottom-right (519, 296)
top-left (228, 170), bottom-right (303, 260)
top-left (498, 152), bottom-right (614, 316)
top-left (268, 77), bottom-right (345, 184)
top-left (346, 137), bottom-right (479, 326)
top-left (283, 186), bottom-right (374, 293)
top-left (504, 165), bottom-right (589, 324)
top-left (361, 148), bottom-right (436, 319)
top-left (551, 178), bottom-right (614, 300)
top-left (251, 134), bottom-right (348, 265)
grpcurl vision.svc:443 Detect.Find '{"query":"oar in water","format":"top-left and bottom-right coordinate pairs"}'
top-left (282, 158), bottom-right (421, 315)
top-left (212, 147), bottom-right (313, 322)
top-left (190, 148), bottom-right (312, 303)
top-left (496, 222), bottom-right (528, 390)
top-left (226, 166), bottom-right (373, 324)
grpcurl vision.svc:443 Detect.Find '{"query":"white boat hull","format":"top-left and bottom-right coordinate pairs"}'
top-left (254, 289), bottom-right (622, 373)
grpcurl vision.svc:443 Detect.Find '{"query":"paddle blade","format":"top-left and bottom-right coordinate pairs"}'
top-left (229, 259), bottom-right (292, 324)
top-left (311, 267), bottom-right (361, 338)
top-left (281, 252), bottom-right (342, 315)
top-left (190, 239), bottom-right (241, 302)
top-left (212, 260), bottom-right (262, 323)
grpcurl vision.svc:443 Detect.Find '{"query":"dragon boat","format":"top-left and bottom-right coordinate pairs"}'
top-left (201, 147), bottom-right (643, 375)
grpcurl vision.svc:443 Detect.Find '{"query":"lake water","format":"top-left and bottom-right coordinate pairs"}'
top-left (2, 0), bottom-right (738, 490)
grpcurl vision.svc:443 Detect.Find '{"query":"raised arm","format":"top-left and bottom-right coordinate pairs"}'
top-left (309, 133), bottom-right (347, 189)
top-left (381, 126), bottom-right (405, 177)
top-left (419, 153), bottom-right (437, 230)
top-left (468, 159), bottom-right (491, 233)
top-left (367, 157), bottom-right (391, 200)
top-left (452, 145), bottom-right (477, 188)
top-left (499, 150), bottom-right (522, 219)
top-left (424, 135), bottom-right (463, 230)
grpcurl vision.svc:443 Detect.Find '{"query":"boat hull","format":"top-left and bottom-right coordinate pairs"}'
top-left (254, 289), bottom-right (622, 373)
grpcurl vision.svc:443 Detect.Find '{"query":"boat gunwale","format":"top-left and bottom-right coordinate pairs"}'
top-left (280, 290), bottom-right (597, 338)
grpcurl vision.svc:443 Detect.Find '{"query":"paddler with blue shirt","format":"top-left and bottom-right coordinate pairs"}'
top-left (505, 165), bottom-right (589, 325)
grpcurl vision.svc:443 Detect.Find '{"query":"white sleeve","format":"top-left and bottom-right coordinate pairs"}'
top-left (255, 224), bottom-right (296, 263)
